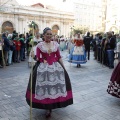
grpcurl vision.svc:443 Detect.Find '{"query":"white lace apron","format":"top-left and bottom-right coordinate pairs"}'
top-left (35, 62), bottom-right (67, 100)
top-left (73, 46), bottom-right (84, 55)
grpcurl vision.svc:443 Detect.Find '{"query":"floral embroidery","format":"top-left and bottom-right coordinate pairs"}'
top-left (107, 81), bottom-right (120, 97)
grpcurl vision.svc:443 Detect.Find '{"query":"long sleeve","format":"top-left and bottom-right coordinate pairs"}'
top-left (110, 37), bottom-right (116, 49)
top-left (36, 47), bottom-right (43, 62)
top-left (4, 38), bottom-right (10, 47)
top-left (55, 48), bottom-right (61, 61)
top-left (3, 37), bottom-right (10, 51)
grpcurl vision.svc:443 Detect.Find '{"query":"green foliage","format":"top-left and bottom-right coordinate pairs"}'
top-left (73, 26), bottom-right (89, 35)
top-left (73, 29), bottom-right (83, 35)
top-left (28, 21), bottom-right (37, 29)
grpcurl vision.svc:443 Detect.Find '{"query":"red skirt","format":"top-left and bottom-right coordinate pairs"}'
top-left (26, 61), bottom-right (73, 109)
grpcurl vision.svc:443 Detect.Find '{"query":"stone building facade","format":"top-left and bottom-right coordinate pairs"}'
top-left (0, 0), bottom-right (74, 37)
top-left (105, 0), bottom-right (120, 33)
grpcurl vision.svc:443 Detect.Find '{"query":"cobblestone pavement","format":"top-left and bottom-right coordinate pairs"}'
top-left (0, 50), bottom-right (120, 120)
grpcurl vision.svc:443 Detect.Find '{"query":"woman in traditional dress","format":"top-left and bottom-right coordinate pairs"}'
top-left (59, 37), bottom-right (66, 51)
top-left (68, 33), bottom-right (87, 67)
top-left (67, 38), bottom-right (74, 54)
top-left (26, 27), bottom-right (73, 118)
top-left (107, 61), bottom-right (120, 98)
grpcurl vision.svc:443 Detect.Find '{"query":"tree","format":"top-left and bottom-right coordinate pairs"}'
top-left (73, 26), bottom-right (89, 35)
top-left (28, 21), bottom-right (38, 34)
top-left (73, 29), bottom-right (82, 35)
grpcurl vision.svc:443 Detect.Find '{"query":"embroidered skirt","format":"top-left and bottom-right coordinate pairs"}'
top-left (68, 46), bottom-right (87, 64)
top-left (26, 61), bottom-right (73, 109)
top-left (107, 62), bottom-right (120, 98)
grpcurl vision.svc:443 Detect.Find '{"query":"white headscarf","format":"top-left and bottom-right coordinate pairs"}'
top-left (8, 34), bottom-right (13, 38)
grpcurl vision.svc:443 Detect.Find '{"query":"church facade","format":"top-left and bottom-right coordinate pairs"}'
top-left (0, 0), bottom-right (74, 37)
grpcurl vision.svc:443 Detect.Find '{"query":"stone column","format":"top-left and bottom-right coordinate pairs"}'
top-left (40, 20), bottom-right (42, 33)
top-left (60, 22), bottom-right (64, 36)
top-left (63, 22), bottom-right (65, 37)
top-left (44, 19), bottom-right (46, 28)
top-left (41, 20), bottom-right (44, 32)
top-left (18, 17), bottom-right (24, 34)
top-left (0, 14), bottom-right (3, 33)
top-left (14, 15), bottom-right (19, 32)
top-left (46, 20), bottom-right (49, 28)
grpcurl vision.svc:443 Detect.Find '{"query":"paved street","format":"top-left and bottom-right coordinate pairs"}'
top-left (0, 50), bottom-right (120, 120)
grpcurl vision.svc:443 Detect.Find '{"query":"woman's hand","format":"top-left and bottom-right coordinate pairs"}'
top-left (31, 51), bottom-right (35, 58)
top-left (44, 59), bottom-right (47, 63)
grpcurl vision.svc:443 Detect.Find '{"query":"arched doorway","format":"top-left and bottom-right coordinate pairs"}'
top-left (52, 25), bottom-right (59, 35)
top-left (110, 26), bottom-right (119, 33)
top-left (2, 21), bottom-right (14, 33)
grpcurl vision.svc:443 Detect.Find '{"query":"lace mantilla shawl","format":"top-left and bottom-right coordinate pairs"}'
top-left (37, 41), bottom-right (59, 53)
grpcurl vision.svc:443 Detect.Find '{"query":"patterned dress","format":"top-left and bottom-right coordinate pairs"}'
top-left (107, 62), bottom-right (120, 98)
top-left (26, 41), bottom-right (73, 109)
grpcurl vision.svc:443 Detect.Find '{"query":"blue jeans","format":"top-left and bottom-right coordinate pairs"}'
top-left (20, 48), bottom-right (24, 60)
top-left (107, 50), bottom-right (114, 68)
top-left (8, 50), bottom-right (13, 64)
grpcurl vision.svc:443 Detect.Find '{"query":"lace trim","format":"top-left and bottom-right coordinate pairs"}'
top-left (73, 46), bottom-right (84, 55)
top-left (37, 62), bottom-right (64, 72)
top-left (37, 41), bottom-right (59, 53)
top-left (35, 92), bottom-right (67, 100)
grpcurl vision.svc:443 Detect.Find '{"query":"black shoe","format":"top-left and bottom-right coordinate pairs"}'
top-left (109, 66), bottom-right (114, 69)
top-left (0, 65), bottom-right (3, 68)
top-left (21, 59), bottom-right (25, 61)
top-left (17, 61), bottom-right (20, 63)
top-left (78, 64), bottom-right (81, 67)
top-left (109, 65), bottom-right (114, 68)
top-left (6, 64), bottom-right (9, 66)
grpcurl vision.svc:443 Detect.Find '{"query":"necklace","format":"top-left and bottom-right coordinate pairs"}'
top-left (44, 41), bottom-right (52, 56)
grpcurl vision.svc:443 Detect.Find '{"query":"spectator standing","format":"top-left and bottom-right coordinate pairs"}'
top-left (2, 32), bottom-right (10, 66)
top-left (83, 32), bottom-right (92, 60)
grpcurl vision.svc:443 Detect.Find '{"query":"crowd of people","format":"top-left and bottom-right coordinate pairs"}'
top-left (0, 30), bottom-right (44, 68)
top-left (67, 31), bottom-right (120, 100)
top-left (0, 30), bottom-right (71, 68)
top-left (67, 31), bottom-right (120, 69)
top-left (91, 31), bottom-right (119, 69)
top-left (1, 29), bottom-right (120, 69)
top-left (0, 31), bottom-right (26, 67)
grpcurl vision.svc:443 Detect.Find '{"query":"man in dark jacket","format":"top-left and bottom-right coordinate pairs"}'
top-left (83, 32), bottom-right (92, 60)
top-left (106, 32), bottom-right (116, 68)
top-left (2, 32), bottom-right (10, 66)
top-left (0, 40), bottom-right (4, 67)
